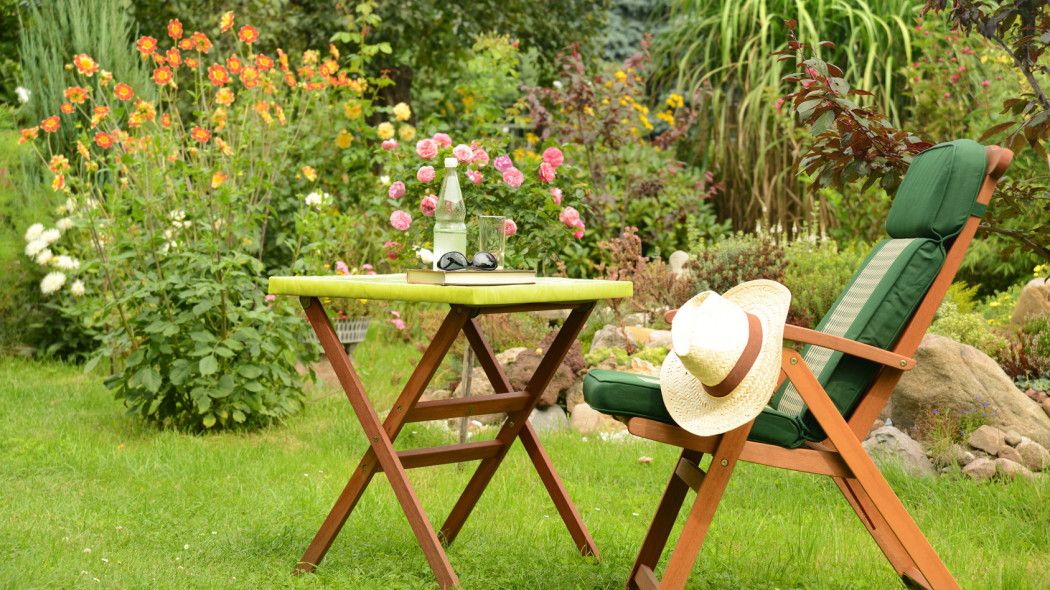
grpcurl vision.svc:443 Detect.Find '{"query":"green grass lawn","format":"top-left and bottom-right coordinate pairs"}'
top-left (2, 341), bottom-right (1048, 589)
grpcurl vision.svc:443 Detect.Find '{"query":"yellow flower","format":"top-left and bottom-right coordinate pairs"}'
top-left (376, 122), bottom-right (394, 140)
top-left (614, 70), bottom-right (627, 82)
top-left (398, 125), bottom-right (416, 141)
top-left (657, 112), bottom-right (675, 125)
top-left (392, 102), bottom-right (411, 121)
top-left (335, 130), bottom-right (353, 149)
top-left (640, 114), bottom-right (653, 130)
top-left (666, 93), bottom-right (685, 109)
top-left (525, 132), bottom-right (539, 144)
top-left (344, 101), bottom-right (362, 120)
top-left (302, 166), bottom-right (317, 182)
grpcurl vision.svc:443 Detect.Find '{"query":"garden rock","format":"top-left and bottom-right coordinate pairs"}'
top-left (968, 425), bottom-right (1007, 455)
top-left (628, 357), bottom-right (660, 377)
top-left (1017, 440), bottom-right (1050, 471)
top-left (1025, 388), bottom-right (1049, 404)
top-left (995, 457), bottom-right (1033, 480)
top-left (951, 444), bottom-right (975, 467)
top-left (886, 334), bottom-right (1050, 448)
top-left (565, 379), bottom-right (585, 413)
top-left (998, 444), bottom-right (1024, 465)
top-left (570, 403), bottom-right (602, 433)
top-left (529, 405), bottom-right (569, 433)
top-left (1043, 399), bottom-right (1050, 420)
top-left (506, 350), bottom-right (575, 408)
top-left (622, 326), bottom-right (672, 350)
top-left (962, 458), bottom-right (997, 482)
top-left (1009, 277), bottom-right (1050, 330)
top-left (1004, 429), bottom-right (1023, 446)
top-left (536, 330), bottom-right (586, 375)
top-left (590, 325), bottom-right (629, 351)
top-left (496, 347), bottom-right (527, 366)
top-left (648, 330), bottom-right (672, 349)
top-left (669, 250), bottom-right (689, 276)
top-left (862, 426), bottom-right (935, 478)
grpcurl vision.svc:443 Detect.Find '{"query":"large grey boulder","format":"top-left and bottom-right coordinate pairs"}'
top-left (529, 405), bottom-right (569, 433)
top-left (886, 334), bottom-right (1050, 448)
top-left (862, 426), bottom-right (936, 477)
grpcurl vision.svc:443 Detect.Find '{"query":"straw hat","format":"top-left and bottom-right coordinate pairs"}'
top-left (660, 279), bottom-right (791, 436)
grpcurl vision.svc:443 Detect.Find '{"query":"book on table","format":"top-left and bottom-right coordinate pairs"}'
top-left (405, 268), bottom-right (536, 286)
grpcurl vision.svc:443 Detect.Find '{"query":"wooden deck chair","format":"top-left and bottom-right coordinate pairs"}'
top-left (583, 140), bottom-right (1013, 590)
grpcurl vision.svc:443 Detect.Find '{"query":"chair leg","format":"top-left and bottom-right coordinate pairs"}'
top-left (832, 476), bottom-right (932, 590)
top-left (629, 421), bottom-right (753, 590)
top-left (785, 352), bottom-right (958, 590)
top-left (627, 449), bottom-right (703, 590)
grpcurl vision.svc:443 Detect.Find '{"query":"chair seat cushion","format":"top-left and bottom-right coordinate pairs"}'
top-left (583, 369), bottom-right (807, 448)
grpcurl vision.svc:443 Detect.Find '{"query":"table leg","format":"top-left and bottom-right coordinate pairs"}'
top-left (297, 297), bottom-right (464, 589)
top-left (439, 304), bottom-right (597, 556)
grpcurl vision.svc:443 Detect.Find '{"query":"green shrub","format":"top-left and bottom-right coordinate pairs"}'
top-left (783, 235), bottom-right (867, 328)
top-left (929, 301), bottom-right (1008, 356)
top-left (687, 232), bottom-right (788, 297)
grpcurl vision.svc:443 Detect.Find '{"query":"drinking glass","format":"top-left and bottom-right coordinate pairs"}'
top-left (477, 215), bottom-right (507, 270)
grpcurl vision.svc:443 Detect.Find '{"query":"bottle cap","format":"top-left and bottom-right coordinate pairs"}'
top-left (444, 157), bottom-right (458, 168)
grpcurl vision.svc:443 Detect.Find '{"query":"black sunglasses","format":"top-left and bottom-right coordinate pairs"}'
top-left (437, 251), bottom-right (498, 271)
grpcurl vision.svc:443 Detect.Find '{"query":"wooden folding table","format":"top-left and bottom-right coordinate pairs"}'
top-left (267, 274), bottom-right (632, 589)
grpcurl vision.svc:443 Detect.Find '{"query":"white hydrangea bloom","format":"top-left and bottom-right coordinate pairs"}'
top-left (35, 249), bottom-right (53, 266)
top-left (70, 280), bottom-right (86, 296)
top-left (40, 271), bottom-right (66, 295)
top-left (41, 228), bottom-right (61, 244)
top-left (24, 223), bottom-right (44, 243)
top-left (15, 86), bottom-right (30, 104)
top-left (53, 255), bottom-right (80, 271)
top-left (25, 239), bottom-right (47, 258)
top-left (56, 217), bottom-right (74, 231)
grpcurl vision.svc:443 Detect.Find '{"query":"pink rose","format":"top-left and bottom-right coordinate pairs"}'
top-left (388, 181), bottom-right (406, 199)
top-left (538, 162), bottom-right (556, 183)
top-left (390, 318), bottom-right (406, 331)
top-left (542, 146), bottom-right (564, 168)
top-left (416, 138), bottom-right (438, 159)
top-left (335, 260), bottom-right (350, 275)
top-left (550, 187), bottom-right (563, 205)
top-left (265, 294), bottom-right (277, 301)
top-left (452, 143), bottom-right (474, 162)
top-left (417, 166), bottom-right (435, 183)
top-left (504, 219), bottom-right (517, 236)
top-left (502, 167), bottom-right (524, 188)
top-left (384, 240), bottom-right (401, 260)
top-left (466, 170), bottom-right (483, 184)
top-left (381, 139), bottom-right (399, 151)
top-left (574, 228), bottom-right (584, 239)
top-left (493, 155), bottom-right (513, 172)
top-left (362, 263), bottom-right (373, 270)
top-left (472, 148), bottom-right (490, 168)
top-left (432, 132), bottom-right (452, 147)
top-left (559, 206), bottom-right (580, 229)
top-left (390, 210), bottom-right (411, 231)
top-left (420, 194), bottom-right (437, 217)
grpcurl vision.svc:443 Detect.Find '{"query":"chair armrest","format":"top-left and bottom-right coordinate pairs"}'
top-left (782, 324), bottom-right (915, 370)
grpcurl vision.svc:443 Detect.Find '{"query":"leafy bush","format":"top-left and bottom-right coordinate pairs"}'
top-left (524, 37), bottom-right (727, 275)
top-left (591, 227), bottom-right (695, 321)
top-left (929, 301), bottom-right (1008, 356)
top-left (10, 12), bottom-right (405, 429)
top-left (782, 231), bottom-right (867, 328)
top-left (687, 233), bottom-right (789, 297)
top-left (912, 401), bottom-right (998, 466)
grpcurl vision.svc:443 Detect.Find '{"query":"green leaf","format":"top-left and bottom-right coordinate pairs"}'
top-left (232, 409), bottom-right (247, 423)
top-left (812, 110), bottom-right (835, 136)
top-left (190, 331), bottom-right (217, 344)
top-left (378, 42), bottom-right (392, 54)
top-left (196, 395), bottom-right (212, 413)
top-left (199, 355), bottom-right (219, 376)
top-left (214, 374), bottom-right (235, 398)
top-left (126, 348), bottom-right (145, 368)
top-left (202, 413), bottom-right (216, 428)
top-left (238, 365), bottom-right (263, 379)
top-left (192, 300), bottom-right (214, 315)
top-left (132, 367), bottom-right (162, 394)
top-left (214, 346), bottom-right (235, 358)
top-left (170, 359), bottom-right (194, 386)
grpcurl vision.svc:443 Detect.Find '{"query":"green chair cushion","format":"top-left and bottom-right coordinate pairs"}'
top-left (583, 369), bottom-right (807, 448)
top-left (771, 237), bottom-right (945, 441)
top-left (885, 139), bottom-right (987, 240)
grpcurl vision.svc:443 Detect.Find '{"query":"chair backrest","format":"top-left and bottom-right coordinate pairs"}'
top-left (767, 139), bottom-right (1002, 442)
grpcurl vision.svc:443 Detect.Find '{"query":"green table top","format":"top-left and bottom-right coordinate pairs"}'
top-left (268, 274), bottom-right (632, 306)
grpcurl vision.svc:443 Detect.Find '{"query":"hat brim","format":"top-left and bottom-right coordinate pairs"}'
top-left (660, 280), bottom-right (791, 436)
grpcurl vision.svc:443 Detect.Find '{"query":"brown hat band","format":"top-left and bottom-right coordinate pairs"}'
top-left (702, 312), bottom-right (763, 398)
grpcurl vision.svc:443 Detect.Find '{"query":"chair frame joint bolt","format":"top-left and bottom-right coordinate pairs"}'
top-left (790, 357), bottom-right (798, 365)
top-left (720, 459), bottom-right (728, 467)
